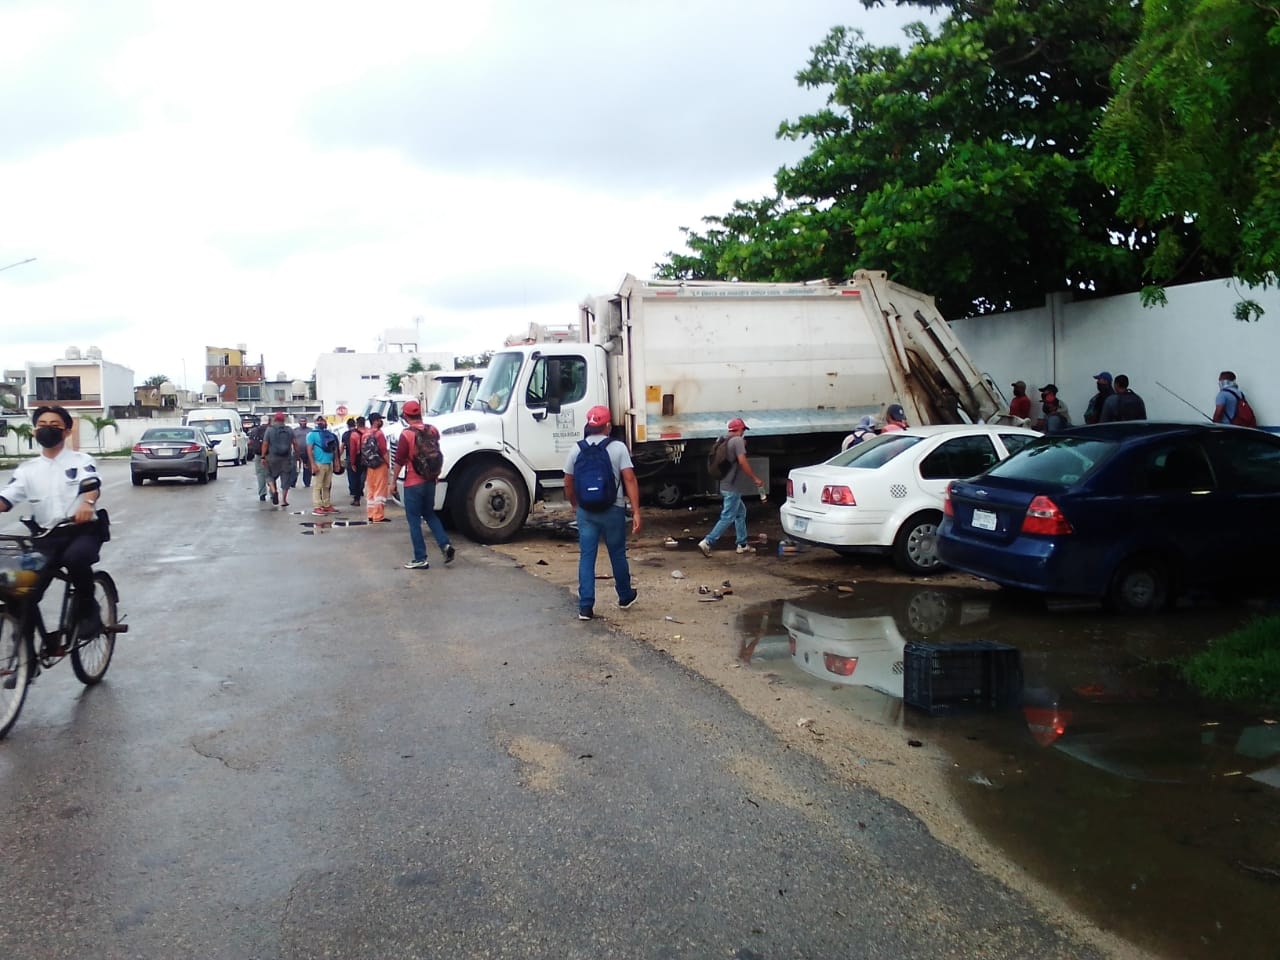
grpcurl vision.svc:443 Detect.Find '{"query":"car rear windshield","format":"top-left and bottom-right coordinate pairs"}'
top-left (827, 434), bottom-right (923, 470)
top-left (983, 436), bottom-right (1116, 487)
top-left (142, 429), bottom-right (196, 441)
top-left (196, 419), bottom-right (233, 433)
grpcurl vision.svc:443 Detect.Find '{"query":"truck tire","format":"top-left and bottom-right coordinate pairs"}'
top-left (455, 463), bottom-right (528, 544)
top-left (892, 511), bottom-right (946, 575)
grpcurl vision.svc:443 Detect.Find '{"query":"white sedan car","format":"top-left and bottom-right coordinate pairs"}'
top-left (780, 424), bottom-right (1040, 574)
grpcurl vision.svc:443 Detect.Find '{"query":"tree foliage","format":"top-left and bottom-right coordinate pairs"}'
top-left (659, 0), bottom-right (1150, 316)
top-left (80, 415), bottom-right (117, 453)
top-left (1089, 0), bottom-right (1280, 310)
top-left (143, 374), bottom-right (170, 388)
top-left (385, 372), bottom-right (404, 392)
top-left (405, 357), bottom-right (426, 374)
top-left (453, 351), bottom-right (494, 370)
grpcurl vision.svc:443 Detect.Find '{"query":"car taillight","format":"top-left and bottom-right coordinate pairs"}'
top-left (131, 444), bottom-right (146, 453)
top-left (823, 653), bottom-right (858, 676)
top-left (821, 485), bottom-right (856, 506)
top-left (1021, 495), bottom-right (1073, 535)
top-left (786, 478), bottom-right (794, 498)
top-left (943, 483), bottom-right (954, 516)
top-left (180, 443), bottom-right (202, 453)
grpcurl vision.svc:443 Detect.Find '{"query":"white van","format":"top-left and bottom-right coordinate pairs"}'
top-left (182, 408), bottom-right (249, 464)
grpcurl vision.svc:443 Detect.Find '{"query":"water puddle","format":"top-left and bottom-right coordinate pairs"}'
top-left (736, 584), bottom-right (1280, 960)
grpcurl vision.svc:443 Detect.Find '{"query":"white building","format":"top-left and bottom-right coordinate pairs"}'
top-left (313, 332), bottom-right (453, 417)
top-left (24, 347), bottom-right (135, 414)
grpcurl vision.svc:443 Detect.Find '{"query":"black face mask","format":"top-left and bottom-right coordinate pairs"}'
top-left (35, 425), bottom-right (65, 448)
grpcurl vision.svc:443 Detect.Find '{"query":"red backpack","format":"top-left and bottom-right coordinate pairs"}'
top-left (1226, 388), bottom-right (1258, 428)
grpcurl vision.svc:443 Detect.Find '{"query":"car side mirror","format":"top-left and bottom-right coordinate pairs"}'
top-left (210, 439), bottom-right (221, 446)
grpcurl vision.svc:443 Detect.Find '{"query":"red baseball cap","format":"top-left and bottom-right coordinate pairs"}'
top-left (586, 405), bottom-right (611, 427)
top-left (727, 417), bottom-right (749, 432)
top-left (273, 412), bottom-right (286, 421)
top-left (402, 400), bottom-right (421, 417)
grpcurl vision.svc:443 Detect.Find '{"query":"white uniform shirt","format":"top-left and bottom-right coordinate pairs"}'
top-left (0, 448), bottom-right (100, 528)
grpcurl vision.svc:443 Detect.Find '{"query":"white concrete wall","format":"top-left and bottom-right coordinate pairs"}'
top-left (952, 279), bottom-right (1280, 429)
top-left (0, 416), bottom-right (185, 457)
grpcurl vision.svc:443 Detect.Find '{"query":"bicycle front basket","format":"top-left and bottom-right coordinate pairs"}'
top-left (0, 546), bottom-right (47, 599)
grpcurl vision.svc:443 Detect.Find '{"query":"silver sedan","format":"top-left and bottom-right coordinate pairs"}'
top-left (130, 427), bottom-right (220, 485)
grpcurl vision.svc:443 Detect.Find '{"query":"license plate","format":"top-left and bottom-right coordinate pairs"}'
top-left (792, 516), bottom-right (808, 533)
top-left (971, 508), bottom-right (998, 531)
top-left (158, 449), bottom-right (180, 457)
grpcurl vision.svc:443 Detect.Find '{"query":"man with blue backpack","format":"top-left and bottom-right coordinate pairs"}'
top-left (564, 405), bottom-right (641, 621)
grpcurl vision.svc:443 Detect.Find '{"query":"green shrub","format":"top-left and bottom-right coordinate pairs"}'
top-left (1182, 615), bottom-right (1280, 708)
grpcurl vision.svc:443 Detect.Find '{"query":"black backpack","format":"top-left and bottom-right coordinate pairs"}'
top-left (708, 435), bottom-right (733, 478)
top-left (575, 437), bottom-right (617, 512)
top-left (267, 424), bottom-right (294, 457)
top-left (408, 426), bottom-right (444, 481)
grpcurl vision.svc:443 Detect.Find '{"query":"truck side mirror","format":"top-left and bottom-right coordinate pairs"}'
top-left (546, 398), bottom-right (562, 415)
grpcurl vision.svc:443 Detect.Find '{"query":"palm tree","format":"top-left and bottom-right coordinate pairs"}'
top-left (11, 422), bottom-right (33, 451)
top-left (386, 372), bottom-right (404, 393)
top-left (81, 415), bottom-right (118, 453)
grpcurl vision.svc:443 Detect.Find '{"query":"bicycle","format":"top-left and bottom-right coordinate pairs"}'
top-left (0, 516), bottom-right (128, 739)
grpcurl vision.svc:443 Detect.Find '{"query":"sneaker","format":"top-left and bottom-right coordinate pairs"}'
top-left (736, 544), bottom-right (756, 555)
top-left (259, 494), bottom-right (267, 502)
top-left (578, 608), bottom-right (594, 621)
top-left (444, 544), bottom-right (456, 565)
top-left (698, 539), bottom-right (712, 558)
top-left (618, 591), bottom-right (639, 610)
top-left (313, 509), bottom-right (327, 516)
top-left (403, 558), bottom-right (430, 570)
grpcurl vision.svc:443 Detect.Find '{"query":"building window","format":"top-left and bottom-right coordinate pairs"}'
top-left (237, 384), bottom-right (262, 401)
top-left (35, 376), bottom-right (83, 401)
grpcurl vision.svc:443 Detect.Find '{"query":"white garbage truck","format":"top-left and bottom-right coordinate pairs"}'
top-left (426, 270), bottom-right (1011, 543)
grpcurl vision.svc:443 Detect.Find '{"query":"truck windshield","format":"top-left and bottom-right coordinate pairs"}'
top-left (474, 353), bottom-right (522, 414)
top-left (429, 379), bottom-right (463, 417)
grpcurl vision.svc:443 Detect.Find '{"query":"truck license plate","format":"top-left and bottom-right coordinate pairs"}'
top-left (971, 508), bottom-right (997, 531)
top-left (792, 517), bottom-right (808, 533)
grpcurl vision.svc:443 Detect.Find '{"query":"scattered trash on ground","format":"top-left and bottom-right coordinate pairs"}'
top-left (671, 569), bottom-right (686, 579)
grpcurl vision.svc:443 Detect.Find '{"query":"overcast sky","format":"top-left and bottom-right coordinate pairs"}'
top-left (1, 0), bottom-right (925, 391)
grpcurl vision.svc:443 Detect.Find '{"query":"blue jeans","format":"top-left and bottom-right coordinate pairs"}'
top-left (403, 481), bottom-right (449, 562)
top-left (576, 505), bottom-right (633, 613)
top-left (705, 491), bottom-right (748, 547)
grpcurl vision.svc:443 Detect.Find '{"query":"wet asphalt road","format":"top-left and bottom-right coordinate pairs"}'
top-left (0, 461), bottom-right (1103, 960)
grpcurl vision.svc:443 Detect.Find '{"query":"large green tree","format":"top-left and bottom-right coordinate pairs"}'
top-left (659, 0), bottom-right (1149, 316)
top-left (1089, 0), bottom-right (1280, 312)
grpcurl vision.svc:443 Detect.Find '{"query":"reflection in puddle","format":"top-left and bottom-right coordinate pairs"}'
top-left (736, 584), bottom-right (1280, 960)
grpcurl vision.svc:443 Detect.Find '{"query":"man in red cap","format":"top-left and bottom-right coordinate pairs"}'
top-left (564, 404), bottom-right (641, 620)
top-left (698, 416), bottom-right (767, 557)
top-left (395, 399), bottom-right (455, 569)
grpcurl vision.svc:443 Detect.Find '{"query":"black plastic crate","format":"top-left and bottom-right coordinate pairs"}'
top-left (903, 640), bottom-right (1023, 715)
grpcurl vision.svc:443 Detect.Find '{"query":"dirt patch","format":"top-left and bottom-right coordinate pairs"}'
top-left (490, 501), bottom-right (1156, 960)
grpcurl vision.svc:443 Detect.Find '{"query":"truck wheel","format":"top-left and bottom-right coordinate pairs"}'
top-left (892, 511), bottom-right (946, 575)
top-left (456, 463), bottom-right (528, 543)
top-left (1105, 556), bottom-right (1170, 614)
top-left (654, 480), bottom-right (683, 508)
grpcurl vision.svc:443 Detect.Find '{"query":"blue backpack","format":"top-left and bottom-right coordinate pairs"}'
top-left (574, 437), bottom-right (617, 512)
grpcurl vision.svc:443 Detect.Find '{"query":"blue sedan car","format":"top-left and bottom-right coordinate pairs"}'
top-left (937, 422), bottom-right (1280, 612)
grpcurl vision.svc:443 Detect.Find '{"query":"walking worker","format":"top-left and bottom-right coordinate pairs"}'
top-left (1099, 374), bottom-right (1147, 422)
top-left (247, 418), bottom-right (270, 501)
top-left (292, 415), bottom-right (312, 490)
top-left (841, 414), bottom-right (878, 451)
top-left (343, 416), bottom-right (366, 506)
top-left (362, 411), bottom-right (390, 522)
top-left (1212, 371), bottom-right (1257, 426)
top-left (564, 404), bottom-right (640, 620)
top-left (881, 403), bottom-right (909, 433)
top-left (1009, 381), bottom-right (1032, 421)
top-left (1084, 372), bottom-right (1114, 425)
top-left (306, 416), bottom-right (339, 516)
top-left (262, 412), bottom-right (297, 509)
top-left (395, 400), bottom-right (455, 569)
top-left (698, 417), bottom-right (766, 557)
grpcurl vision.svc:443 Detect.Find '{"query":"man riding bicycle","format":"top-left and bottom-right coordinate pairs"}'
top-left (0, 405), bottom-right (105, 639)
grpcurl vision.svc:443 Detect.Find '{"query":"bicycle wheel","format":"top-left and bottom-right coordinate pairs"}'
top-left (0, 612), bottom-right (32, 739)
top-left (71, 572), bottom-right (117, 685)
